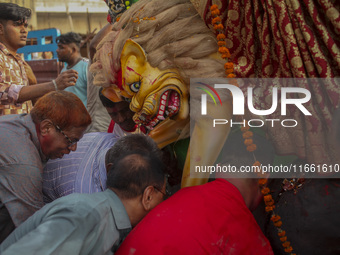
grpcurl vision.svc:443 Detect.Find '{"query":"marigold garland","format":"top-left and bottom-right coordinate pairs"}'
top-left (210, 4), bottom-right (235, 80)
top-left (210, 4), bottom-right (296, 254)
top-left (239, 123), bottom-right (296, 255)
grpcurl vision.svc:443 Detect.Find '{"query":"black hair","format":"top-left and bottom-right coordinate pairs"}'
top-left (107, 151), bottom-right (166, 199)
top-left (0, 3), bottom-right (31, 23)
top-left (105, 134), bottom-right (162, 165)
top-left (56, 32), bottom-right (82, 48)
top-left (99, 87), bottom-right (117, 108)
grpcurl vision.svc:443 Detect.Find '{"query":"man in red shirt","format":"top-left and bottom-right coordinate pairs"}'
top-left (116, 177), bottom-right (273, 255)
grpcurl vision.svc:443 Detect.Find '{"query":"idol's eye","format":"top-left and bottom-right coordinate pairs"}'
top-left (130, 79), bottom-right (142, 93)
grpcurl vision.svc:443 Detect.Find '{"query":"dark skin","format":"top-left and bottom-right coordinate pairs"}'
top-left (105, 101), bottom-right (136, 131)
top-left (57, 42), bottom-right (82, 68)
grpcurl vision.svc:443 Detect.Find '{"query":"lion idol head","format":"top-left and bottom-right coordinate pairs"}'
top-left (90, 0), bottom-right (225, 148)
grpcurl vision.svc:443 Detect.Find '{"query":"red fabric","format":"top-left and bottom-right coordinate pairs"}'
top-left (107, 120), bottom-right (114, 133)
top-left (116, 179), bottom-right (273, 255)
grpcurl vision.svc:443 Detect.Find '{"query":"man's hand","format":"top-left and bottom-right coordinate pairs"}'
top-left (55, 70), bottom-right (78, 90)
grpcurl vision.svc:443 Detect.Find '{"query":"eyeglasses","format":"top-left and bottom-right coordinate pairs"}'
top-left (53, 123), bottom-right (79, 147)
top-left (153, 186), bottom-right (171, 200)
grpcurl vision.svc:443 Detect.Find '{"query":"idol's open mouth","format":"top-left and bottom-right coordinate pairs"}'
top-left (136, 90), bottom-right (180, 131)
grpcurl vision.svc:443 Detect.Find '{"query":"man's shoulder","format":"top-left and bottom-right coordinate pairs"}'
top-left (51, 192), bottom-right (110, 214)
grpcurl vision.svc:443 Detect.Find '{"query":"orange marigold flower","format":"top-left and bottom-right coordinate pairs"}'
top-left (213, 24), bottom-right (224, 30)
top-left (278, 231), bottom-right (286, 237)
top-left (217, 34), bottom-right (226, 40)
top-left (227, 73), bottom-right (236, 78)
top-left (271, 214), bottom-right (281, 222)
top-left (261, 187), bottom-right (270, 195)
top-left (274, 221), bottom-right (283, 227)
top-left (244, 138), bottom-right (253, 146)
top-left (247, 143), bottom-right (257, 152)
top-left (282, 241), bottom-right (291, 248)
top-left (242, 131), bottom-right (253, 139)
top-left (224, 62), bottom-right (234, 69)
top-left (284, 247), bottom-right (293, 253)
top-left (218, 41), bottom-right (226, 47)
top-left (258, 178), bottom-right (267, 185)
top-left (280, 236), bottom-right (287, 242)
top-left (265, 200), bottom-right (275, 206)
top-left (218, 47), bottom-right (229, 54)
top-left (263, 194), bottom-right (272, 202)
top-left (211, 9), bottom-right (220, 16)
top-left (212, 16), bottom-right (221, 25)
top-left (221, 53), bottom-right (231, 59)
top-left (225, 68), bottom-right (234, 75)
top-left (265, 205), bottom-right (275, 212)
top-left (210, 4), bottom-right (219, 11)
top-left (240, 126), bottom-right (250, 132)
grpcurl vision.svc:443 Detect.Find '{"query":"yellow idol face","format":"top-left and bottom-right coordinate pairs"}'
top-left (118, 39), bottom-right (189, 145)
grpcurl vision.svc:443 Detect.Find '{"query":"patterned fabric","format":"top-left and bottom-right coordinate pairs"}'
top-left (104, 0), bottom-right (139, 23)
top-left (190, 0), bottom-right (340, 165)
top-left (0, 189), bottom-right (132, 255)
top-left (0, 42), bottom-right (32, 116)
top-left (43, 132), bottom-right (119, 203)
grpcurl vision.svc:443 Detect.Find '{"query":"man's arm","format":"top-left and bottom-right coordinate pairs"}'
top-left (0, 199), bottom-right (120, 255)
top-left (16, 69), bottom-right (79, 103)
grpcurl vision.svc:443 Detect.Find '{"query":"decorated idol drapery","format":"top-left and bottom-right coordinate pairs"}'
top-left (191, 0), bottom-right (340, 165)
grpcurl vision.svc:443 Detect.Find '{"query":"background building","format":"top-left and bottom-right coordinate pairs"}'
top-left (1, 0), bottom-right (108, 36)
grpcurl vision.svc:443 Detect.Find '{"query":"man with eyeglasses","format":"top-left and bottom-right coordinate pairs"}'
top-left (0, 151), bottom-right (166, 255)
top-left (0, 91), bottom-right (91, 243)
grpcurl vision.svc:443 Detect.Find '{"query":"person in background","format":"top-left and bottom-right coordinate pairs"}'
top-left (0, 3), bottom-right (78, 116)
top-left (86, 23), bottom-right (114, 133)
top-left (0, 151), bottom-right (166, 255)
top-left (99, 88), bottom-right (139, 136)
top-left (56, 32), bottom-right (88, 107)
top-left (0, 91), bottom-right (91, 243)
top-left (86, 0), bottom-right (139, 132)
top-left (43, 133), bottom-right (162, 203)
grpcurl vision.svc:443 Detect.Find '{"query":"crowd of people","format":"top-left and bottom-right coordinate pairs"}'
top-left (0, 0), bottom-right (339, 254)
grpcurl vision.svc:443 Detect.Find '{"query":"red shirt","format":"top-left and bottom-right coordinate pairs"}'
top-left (116, 179), bottom-right (273, 255)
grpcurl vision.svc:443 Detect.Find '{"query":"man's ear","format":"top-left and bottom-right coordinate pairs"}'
top-left (106, 163), bottom-right (113, 174)
top-left (0, 23), bottom-right (4, 35)
top-left (141, 186), bottom-right (155, 212)
top-left (39, 119), bottom-right (54, 136)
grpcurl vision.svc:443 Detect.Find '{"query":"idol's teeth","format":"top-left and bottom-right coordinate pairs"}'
top-left (168, 105), bottom-right (177, 111)
top-left (139, 115), bottom-right (146, 122)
